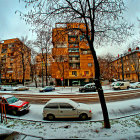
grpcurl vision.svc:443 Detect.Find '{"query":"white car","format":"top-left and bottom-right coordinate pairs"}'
top-left (130, 82), bottom-right (140, 89)
top-left (13, 86), bottom-right (29, 91)
top-left (43, 98), bottom-right (92, 120)
top-left (1, 85), bottom-right (14, 91)
top-left (110, 82), bottom-right (120, 88)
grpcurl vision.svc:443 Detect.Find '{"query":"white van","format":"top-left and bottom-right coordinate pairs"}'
top-left (113, 82), bottom-right (130, 90)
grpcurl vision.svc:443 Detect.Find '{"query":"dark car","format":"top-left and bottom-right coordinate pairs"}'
top-left (79, 85), bottom-right (96, 92)
top-left (39, 86), bottom-right (55, 92)
top-left (0, 95), bottom-right (30, 115)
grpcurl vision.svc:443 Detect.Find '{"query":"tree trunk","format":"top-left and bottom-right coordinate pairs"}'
top-left (90, 43), bottom-right (111, 128)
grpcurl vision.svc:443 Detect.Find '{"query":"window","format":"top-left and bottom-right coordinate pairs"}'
top-left (59, 103), bottom-right (73, 109)
top-left (72, 71), bottom-right (77, 76)
top-left (1, 48), bottom-right (7, 53)
top-left (84, 71), bottom-right (89, 75)
top-left (88, 63), bottom-right (92, 67)
top-left (45, 103), bottom-right (58, 109)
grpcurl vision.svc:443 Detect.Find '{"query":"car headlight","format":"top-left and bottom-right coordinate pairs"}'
top-left (18, 107), bottom-right (23, 111)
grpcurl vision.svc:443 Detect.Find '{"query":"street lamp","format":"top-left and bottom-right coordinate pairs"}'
top-left (121, 54), bottom-right (124, 81)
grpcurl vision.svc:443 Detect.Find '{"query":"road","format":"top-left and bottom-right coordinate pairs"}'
top-left (0, 88), bottom-right (140, 104)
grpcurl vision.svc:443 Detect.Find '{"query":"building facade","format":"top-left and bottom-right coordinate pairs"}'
top-left (35, 53), bottom-right (52, 77)
top-left (110, 48), bottom-right (140, 82)
top-left (0, 38), bottom-right (31, 84)
top-left (51, 23), bottom-right (95, 86)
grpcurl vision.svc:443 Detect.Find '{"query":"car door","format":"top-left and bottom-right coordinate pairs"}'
top-left (59, 103), bottom-right (78, 118)
top-left (44, 103), bottom-right (59, 117)
top-left (91, 85), bottom-right (96, 92)
top-left (85, 85), bottom-right (90, 92)
top-left (137, 83), bottom-right (140, 88)
top-left (120, 83), bottom-right (124, 89)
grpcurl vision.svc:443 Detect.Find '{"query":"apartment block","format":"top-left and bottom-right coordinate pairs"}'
top-left (51, 23), bottom-right (95, 86)
top-left (35, 53), bottom-right (52, 77)
top-left (110, 47), bottom-right (140, 82)
top-left (0, 38), bottom-right (31, 83)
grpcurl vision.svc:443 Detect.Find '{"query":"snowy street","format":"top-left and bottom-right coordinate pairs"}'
top-left (4, 98), bottom-right (140, 122)
top-left (0, 98), bottom-right (140, 140)
top-left (0, 86), bottom-right (140, 139)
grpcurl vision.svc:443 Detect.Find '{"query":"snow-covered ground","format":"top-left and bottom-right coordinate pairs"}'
top-left (0, 85), bottom-right (139, 95)
top-left (0, 86), bottom-right (140, 139)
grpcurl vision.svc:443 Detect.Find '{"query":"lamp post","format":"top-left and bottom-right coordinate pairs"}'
top-left (121, 54), bottom-right (124, 81)
top-left (41, 48), bottom-right (44, 88)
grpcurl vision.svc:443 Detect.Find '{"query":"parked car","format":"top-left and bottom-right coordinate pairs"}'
top-left (113, 81), bottom-right (130, 90)
top-left (130, 82), bottom-right (140, 89)
top-left (84, 83), bottom-right (95, 86)
top-left (110, 81), bottom-right (120, 88)
top-left (43, 98), bottom-right (92, 120)
top-left (0, 95), bottom-right (30, 115)
top-left (0, 85), bottom-right (14, 91)
top-left (79, 84), bottom-right (96, 92)
top-left (39, 86), bottom-right (55, 92)
top-left (13, 86), bottom-right (29, 91)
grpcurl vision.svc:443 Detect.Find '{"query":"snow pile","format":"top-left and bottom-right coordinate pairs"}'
top-left (0, 114), bottom-right (140, 139)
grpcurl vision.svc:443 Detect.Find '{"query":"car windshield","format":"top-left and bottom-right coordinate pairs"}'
top-left (116, 83), bottom-right (121, 86)
top-left (6, 96), bottom-right (19, 104)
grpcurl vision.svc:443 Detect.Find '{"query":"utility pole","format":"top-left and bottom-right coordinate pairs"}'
top-left (0, 56), bottom-right (1, 85)
top-left (45, 47), bottom-right (48, 86)
top-left (41, 48), bottom-right (44, 88)
top-left (0, 42), bottom-right (2, 85)
top-left (121, 54), bottom-right (124, 81)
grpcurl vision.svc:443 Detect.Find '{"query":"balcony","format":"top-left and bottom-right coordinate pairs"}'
top-left (7, 71), bottom-right (13, 73)
top-left (69, 60), bottom-right (80, 63)
top-left (68, 35), bottom-right (79, 43)
top-left (68, 48), bottom-right (79, 52)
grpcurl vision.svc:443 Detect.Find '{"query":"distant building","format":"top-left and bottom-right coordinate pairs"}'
top-left (110, 47), bottom-right (140, 82)
top-left (51, 23), bottom-right (95, 86)
top-left (35, 53), bottom-right (52, 77)
top-left (0, 38), bottom-right (31, 83)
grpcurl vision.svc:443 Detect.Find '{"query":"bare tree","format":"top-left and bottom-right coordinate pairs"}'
top-left (14, 38), bottom-right (31, 86)
top-left (33, 29), bottom-right (52, 87)
top-left (18, 0), bottom-right (133, 128)
top-left (98, 53), bottom-right (115, 80)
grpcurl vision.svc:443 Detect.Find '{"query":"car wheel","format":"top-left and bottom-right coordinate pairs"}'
top-left (12, 110), bottom-right (17, 115)
top-left (127, 86), bottom-right (129, 89)
top-left (47, 114), bottom-right (55, 120)
top-left (79, 113), bottom-right (88, 120)
top-left (81, 89), bottom-right (85, 93)
top-left (4, 89), bottom-right (6, 91)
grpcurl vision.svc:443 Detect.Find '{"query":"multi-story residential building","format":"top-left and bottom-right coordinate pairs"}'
top-left (0, 38), bottom-right (31, 84)
top-left (51, 23), bottom-right (95, 86)
top-left (35, 53), bottom-right (52, 77)
top-left (110, 47), bottom-right (140, 82)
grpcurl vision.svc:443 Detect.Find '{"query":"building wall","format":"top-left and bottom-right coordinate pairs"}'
top-left (51, 23), bottom-right (95, 86)
top-left (0, 38), bottom-right (31, 83)
top-left (110, 49), bottom-right (140, 82)
top-left (35, 53), bottom-right (53, 77)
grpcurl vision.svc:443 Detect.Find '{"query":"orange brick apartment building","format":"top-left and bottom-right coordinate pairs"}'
top-left (35, 53), bottom-right (52, 77)
top-left (51, 23), bottom-right (95, 86)
top-left (0, 38), bottom-right (31, 84)
top-left (110, 48), bottom-right (140, 82)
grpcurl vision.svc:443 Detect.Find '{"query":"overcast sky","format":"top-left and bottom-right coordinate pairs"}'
top-left (0, 0), bottom-right (140, 56)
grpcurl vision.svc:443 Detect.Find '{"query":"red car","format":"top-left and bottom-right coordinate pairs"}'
top-left (0, 95), bottom-right (30, 115)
